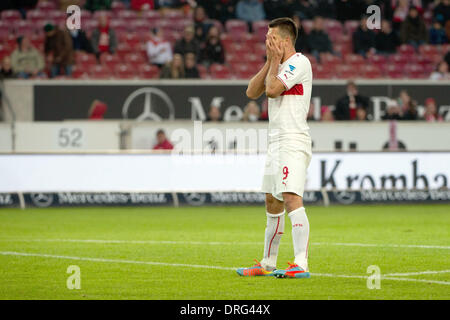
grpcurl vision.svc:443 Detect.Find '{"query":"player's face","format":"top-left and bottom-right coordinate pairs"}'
top-left (267, 27), bottom-right (289, 50)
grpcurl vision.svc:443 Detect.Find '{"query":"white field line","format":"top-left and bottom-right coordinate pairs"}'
top-left (0, 251), bottom-right (449, 286)
top-left (0, 238), bottom-right (449, 250)
top-left (384, 270), bottom-right (450, 277)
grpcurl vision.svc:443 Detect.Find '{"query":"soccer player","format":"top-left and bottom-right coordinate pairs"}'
top-left (236, 17), bottom-right (313, 279)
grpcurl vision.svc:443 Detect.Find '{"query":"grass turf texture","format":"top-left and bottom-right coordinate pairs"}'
top-left (0, 205), bottom-right (448, 300)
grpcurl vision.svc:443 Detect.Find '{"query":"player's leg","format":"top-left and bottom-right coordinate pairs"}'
top-left (260, 193), bottom-right (285, 271)
top-left (272, 148), bottom-right (311, 278)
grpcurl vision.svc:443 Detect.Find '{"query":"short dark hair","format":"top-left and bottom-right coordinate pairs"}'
top-left (268, 17), bottom-right (298, 45)
top-left (156, 129), bottom-right (165, 136)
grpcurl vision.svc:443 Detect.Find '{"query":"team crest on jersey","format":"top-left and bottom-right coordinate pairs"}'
top-left (288, 64), bottom-right (296, 71)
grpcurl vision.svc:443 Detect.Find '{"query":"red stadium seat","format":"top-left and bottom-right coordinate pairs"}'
top-left (225, 20), bottom-right (248, 35)
top-left (124, 53), bottom-right (146, 68)
top-left (344, 20), bottom-right (359, 35)
top-left (359, 65), bottom-right (383, 78)
top-left (72, 65), bottom-right (90, 79)
top-left (397, 44), bottom-right (415, 56)
top-left (111, 1), bottom-right (126, 13)
top-left (252, 20), bottom-right (269, 40)
top-left (93, 10), bottom-right (114, 20)
top-left (75, 52), bottom-right (97, 66)
top-left (100, 53), bottom-right (122, 68)
top-left (89, 65), bottom-right (113, 79)
top-left (139, 64), bottom-right (160, 79)
top-left (302, 20), bottom-right (313, 33)
top-left (110, 19), bottom-right (129, 33)
top-left (368, 54), bottom-right (387, 66)
top-left (389, 53), bottom-right (408, 66)
top-left (116, 43), bottom-right (133, 58)
top-left (26, 10), bottom-right (46, 22)
top-left (114, 64), bottom-right (137, 79)
top-left (418, 44), bottom-right (439, 56)
top-left (36, 1), bottom-right (56, 11)
top-left (1, 10), bottom-right (22, 21)
top-left (319, 53), bottom-right (342, 66)
top-left (211, 68), bottom-right (233, 79)
top-left (116, 10), bottom-right (138, 22)
top-left (404, 64), bottom-right (426, 78)
top-left (344, 53), bottom-right (365, 66)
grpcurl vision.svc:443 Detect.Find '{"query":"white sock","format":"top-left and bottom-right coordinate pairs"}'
top-left (261, 211), bottom-right (285, 271)
top-left (288, 207), bottom-right (310, 271)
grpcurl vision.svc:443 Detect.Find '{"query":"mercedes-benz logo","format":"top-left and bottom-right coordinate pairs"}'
top-left (333, 191), bottom-right (356, 205)
top-left (30, 193), bottom-right (54, 208)
top-left (122, 87), bottom-right (175, 121)
top-left (183, 193), bottom-right (207, 206)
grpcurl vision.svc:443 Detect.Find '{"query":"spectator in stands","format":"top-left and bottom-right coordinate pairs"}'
top-left (429, 20), bottom-right (448, 45)
top-left (400, 6), bottom-right (428, 48)
top-left (153, 129), bottom-right (174, 150)
top-left (194, 6), bottom-right (211, 43)
top-left (392, 0), bottom-right (411, 30)
top-left (131, 0), bottom-right (155, 10)
top-left (356, 107), bottom-right (368, 121)
top-left (84, 0), bottom-right (112, 11)
top-left (154, 0), bottom-right (186, 9)
top-left (375, 20), bottom-right (400, 54)
top-left (334, 81), bottom-right (369, 120)
top-left (382, 99), bottom-right (403, 120)
top-left (290, 0), bottom-right (316, 20)
top-left (91, 14), bottom-right (118, 59)
top-left (402, 99), bottom-right (419, 120)
top-left (146, 28), bottom-right (173, 69)
top-left (174, 26), bottom-right (200, 58)
top-left (335, 0), bottom-right (365, 22)
top-left (397, 89), bottom-right (412, 113)
top-left (433, 0), bottom-right (450, 25)
top-left (200, 26), bottom-right (225, 66)
top-left (207, 105), bottom-right (222, 122)
top-left (160, 53), bottom-right (185, 79)
top-left (307, 16), bottom-right (333, 61)
top-left (44, 24), bottom-right (74, 78)
top-left (0, 56), bottom-right (14, 79)
top-left (292, 15), bottom-right (309, 53)
top-left (69, 29), bottom-right (93, 53)
top-left (429, 60), bottom-right (450, 80)
top-left (445, 50), bottom-right (450, 66)
top-left (321, 106), bottom-right (334, 122)
top-left (423, 98), bottom-right (443, 122)
top-left (184, 52), bottom-right (200, 78)
top-left (10, 36), bottom-right (45, 79)
top-left (353, 16), bottom-right (376, 57)
top-left (242, 101), bottom-right (260, 122)
top-left (197, 0), bottom-right (236, 24)
top-left (236, 0), bottom-right (266, 32)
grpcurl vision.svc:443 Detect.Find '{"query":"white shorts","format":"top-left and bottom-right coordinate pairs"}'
top-left (261, 141), bottom-right (312, 201)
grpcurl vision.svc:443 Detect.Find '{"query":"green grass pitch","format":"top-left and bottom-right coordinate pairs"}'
top-left (0, 205), bottom-right (449, 300)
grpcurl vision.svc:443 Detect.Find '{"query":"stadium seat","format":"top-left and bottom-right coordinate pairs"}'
top-left (397, 44), bottom-right (415, 56)
top-left (116, 43), bottom-right (133, 58)
top-left (75, 53), bottom-right (97, 66)
top-left (114, 64), bottom-right (137, 79)
top-left (359, 65), bottom-right (383, 78)
top-left (116, 10), bottom-right (138, 22)
top-left (13, 20), bottom-right (34, 36)
top-left (36, 1), bottom-right (56, 11)
top-left (336, 65), bottom-right (359, 78)
top-left (26, 10), bottom-right (46, 22)
top-left (100, 53), bottom-right (122, 68)
top-left (1, 10), bottom-right (22, 21)
top-left (111, 1), bottom-right (126, 13)
top-left (225, 20), bottom-right (248, 35)
top-left (301, 20), bottom-right (313, 33)
top-left (319, 53), bottom-right (342, 67)
top-left (124, 53), bottom-right (146, 68)
top-left (252, 20), bottom-right (269, 41)
top-left (344, 53), bottom-right (365, 66)
top-left (389, 54), bottom-right (408, 66)
top-left (368, 54), bottom-right (387, 66)
top-left (139, 64), bottom-right (160, 79)
top-left (72, 66), bottom-right (90, 79)
top-left (384, 64), bottom-right (405, 78)
top-left (344, 20), bottom-right (359, 35)
top-left (89, 65), bottom-right (113, 79)
top-left (110, 19), bottom-right (129, 33)
top-left (93, 10), bottom-right (114, 20)
top-left (418, 44), bottom-right (438, 56)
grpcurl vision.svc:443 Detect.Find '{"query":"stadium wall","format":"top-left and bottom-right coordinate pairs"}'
top-left (2, 79), bottom-right (450, 122)
top-left (0, 152), bottom-right (448, 208)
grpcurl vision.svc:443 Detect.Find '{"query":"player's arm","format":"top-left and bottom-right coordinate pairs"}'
top-left (246, 61), bottom-right (270, 99)
top-left (265, 37), bottom-right (285, 99)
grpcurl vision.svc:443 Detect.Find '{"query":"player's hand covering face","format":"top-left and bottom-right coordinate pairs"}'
top-left (266, 28), bottom-right (285, 62)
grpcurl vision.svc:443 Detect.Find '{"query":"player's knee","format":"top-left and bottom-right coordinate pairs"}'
top-left (265, 194), bottom-right (283, 213)
top-left (282, 193), bottom-right (303, 213)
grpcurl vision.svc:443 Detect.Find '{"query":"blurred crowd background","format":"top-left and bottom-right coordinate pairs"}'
top-left (0, 0), bottom-right (449, 80)
top-left (0, 0), bottom-right (448, 127)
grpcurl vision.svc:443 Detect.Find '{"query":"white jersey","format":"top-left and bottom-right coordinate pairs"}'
top-left (268, 52), bottom-right (312, 146)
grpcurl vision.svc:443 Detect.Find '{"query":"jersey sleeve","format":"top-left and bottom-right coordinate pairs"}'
top-left (276, 56), bottom-right (306, 91)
